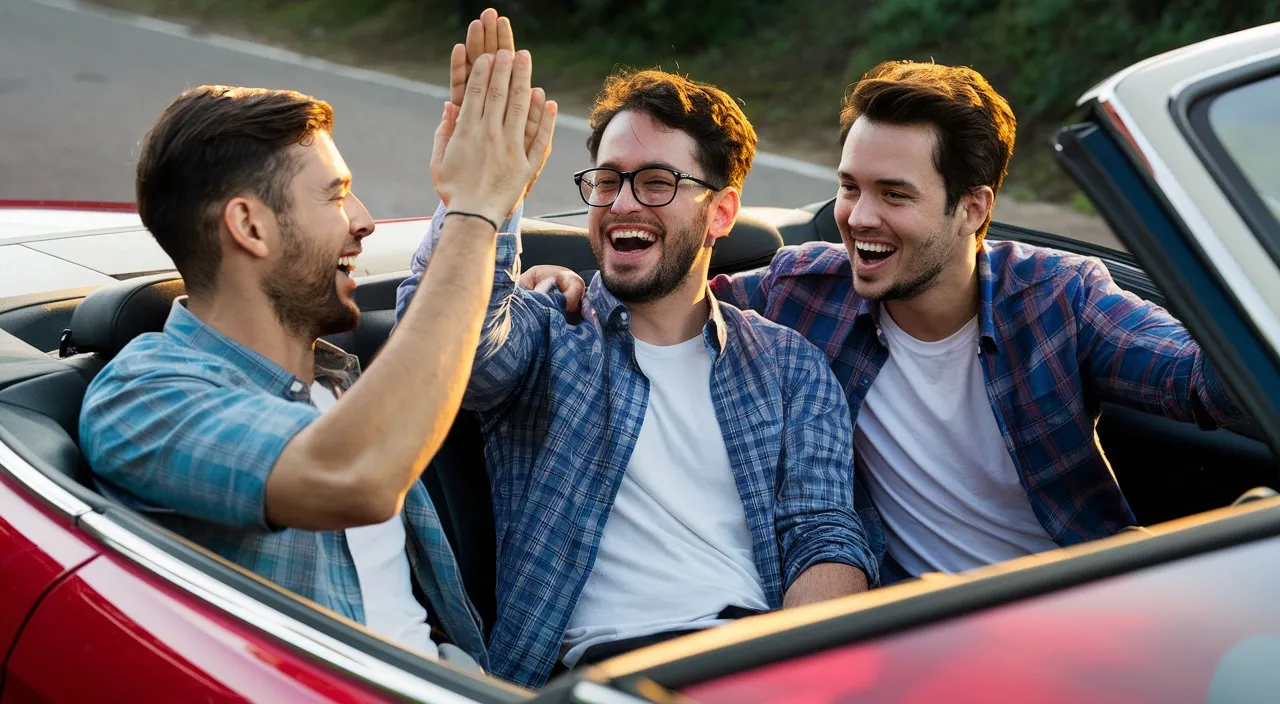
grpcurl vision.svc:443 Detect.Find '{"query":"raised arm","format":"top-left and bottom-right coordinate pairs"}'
top-left (265, 51), bottom-right (557, 530)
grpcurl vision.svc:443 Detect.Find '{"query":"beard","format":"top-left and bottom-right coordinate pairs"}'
top-left (858, 224), bottom-right (954, 302)
top-left (591, 203), bottom-right (709, 304)
top-left (261, 215), bottom-right (359, 341)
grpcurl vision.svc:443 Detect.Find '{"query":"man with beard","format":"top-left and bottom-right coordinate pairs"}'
top-left (79, 48), bottom-right (555, 669)
top-left (394, 13), bottom-right (876, 689)
top-left (527, 59), bottom-right (1250, 586)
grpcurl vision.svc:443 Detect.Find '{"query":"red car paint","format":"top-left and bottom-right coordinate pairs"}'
top-left (0, 200), bottom-right (137, 213)
top-left (0, 475), bottom-right (394, 703)
top-left (683, 535), bottom-right (1280, 704)
top-left (0, 475), bottom-right (98, 665)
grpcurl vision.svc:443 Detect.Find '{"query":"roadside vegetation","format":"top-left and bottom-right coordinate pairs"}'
top-left (95, 0), bottom-right (1279, 206)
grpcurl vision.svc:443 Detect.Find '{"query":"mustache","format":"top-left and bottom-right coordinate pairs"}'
top-left (598, 214), bottom-right (665, 234)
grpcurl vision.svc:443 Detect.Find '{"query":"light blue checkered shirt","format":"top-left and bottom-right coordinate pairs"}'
top-left (396, 203), bottom-right (876, 687)
top-left (79, 301), bottom-right (487, 666)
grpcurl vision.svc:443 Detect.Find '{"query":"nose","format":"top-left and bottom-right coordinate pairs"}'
top-left (348, 193), bottom-right (375, 238)
top-left (845, 192), bottom-right (881, 232)
top-left (608, 176), bottom-right (644, 216)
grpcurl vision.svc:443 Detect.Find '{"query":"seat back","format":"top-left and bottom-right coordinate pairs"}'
top-left (0, 328), bottom-right (90, 483)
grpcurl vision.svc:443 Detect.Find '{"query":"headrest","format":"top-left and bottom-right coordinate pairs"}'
top-left (519, 210), bottom-right (784, 276)
top-left (63, 273), bottom-right (186, 359)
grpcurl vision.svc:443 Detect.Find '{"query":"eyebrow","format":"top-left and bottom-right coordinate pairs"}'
top-left (599, 161), bottom-right (688, 174)
top-left (324, 175), bottom-right (352, 196)
top-left (837, 172), bottom-right (920, 192)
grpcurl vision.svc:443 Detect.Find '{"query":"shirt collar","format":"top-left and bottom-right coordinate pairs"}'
top-left (584, 274), bottom-right (730, 356)
top-left (163, 299), bottom-right (361, 400)
top-left (851, 243), bottom-right (999, 349)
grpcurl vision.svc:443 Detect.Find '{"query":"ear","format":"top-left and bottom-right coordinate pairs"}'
top-left (959, 185), bottom-right (995, 238)
top-left (704, 186), bottom-right (741, 246)
top-left (222, 195), bottom-right (275, 260)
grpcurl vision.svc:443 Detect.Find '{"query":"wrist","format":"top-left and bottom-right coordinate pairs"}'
top-left (446, 199), bottom-right (506, 226)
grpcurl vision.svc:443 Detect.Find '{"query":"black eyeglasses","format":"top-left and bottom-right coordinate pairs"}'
top-left (573, 167), bottom-right (722, 208)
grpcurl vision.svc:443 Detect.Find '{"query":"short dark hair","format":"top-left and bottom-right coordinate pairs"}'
top-left (840, 61), bottom-right (1016, 239)
top-left (135, 85), bottom-right (334, 293)
top-left (586, 70), bottom-right (757, 190)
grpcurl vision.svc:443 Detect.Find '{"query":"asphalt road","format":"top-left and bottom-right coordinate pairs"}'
top-left (0, 0), bottom-right (840, 221)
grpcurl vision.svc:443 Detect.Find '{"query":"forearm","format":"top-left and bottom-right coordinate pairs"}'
top-left (783, 563), bottom-right (869, 608)
top-left (268, 216), bottom-right (497, 529)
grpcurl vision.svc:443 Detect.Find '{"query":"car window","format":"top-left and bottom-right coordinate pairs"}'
top-left (1204, 72), bottom-right (1280, 225)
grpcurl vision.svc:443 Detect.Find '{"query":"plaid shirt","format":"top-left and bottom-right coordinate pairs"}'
top-left (79, 302), bottom-right (487, 666)
top-left (396, 205), bottom-right (874, 687)
top-left (712, 240), bottom-right (1247, 575)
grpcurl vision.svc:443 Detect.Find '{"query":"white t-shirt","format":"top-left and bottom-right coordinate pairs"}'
top-left (312, 382), bottom-right (439, 660)
top-left (561, 336), bottom-right (769, 667)
top-left (854, 311), bottom-right (1059, 576)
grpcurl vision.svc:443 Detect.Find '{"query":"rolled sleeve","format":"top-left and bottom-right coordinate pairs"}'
top-left (775, 331), bottom-right (879, 588)
top-left (80, 359), bottom-right (319, 531)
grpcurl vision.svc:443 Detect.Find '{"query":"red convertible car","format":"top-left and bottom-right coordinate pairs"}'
top-left (2, 21), bottom-right (1279, 704)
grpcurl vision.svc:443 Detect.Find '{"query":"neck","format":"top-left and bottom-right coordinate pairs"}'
top-left (625, 273), bottom-right (711, 346)
top-left (883, 247), bottom-right (980, 342)
top-left (186, 284), bottom-right (317, 383)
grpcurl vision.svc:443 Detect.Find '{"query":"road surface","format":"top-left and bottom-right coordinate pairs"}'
top-left (0, 0), bottom-right (842, 220)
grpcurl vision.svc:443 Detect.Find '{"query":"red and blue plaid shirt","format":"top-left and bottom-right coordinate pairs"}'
top-left (712, 239), bottom-right (1247, 575)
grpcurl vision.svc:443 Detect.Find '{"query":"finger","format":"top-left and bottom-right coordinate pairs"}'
top-left (504, 50), bottom-right (533, 142)
top-left (481, 7), bottom-right (499, 54)
top-left (557, 272), bottom-right (585, 313)
top-left (526, 99), bottom-right (557, 166)
top-left (517, 268), bottom-right (540, 290)
top-left (524, 87), bottom-right (545, 153)
top-left (459, 53), bottom-right (493, 126)
top-left (449, 43), bottom-right (467, 106)
top-left (431, 102), bottom-right (459, 171)
top-left (498, 15), bottom-right (514, 52)
top-left (465, 19), bottom-right (484, 64)
top-left (485, 50), bottom-right (515, 132)
top-left (534, 278), bottom-right (557, 295)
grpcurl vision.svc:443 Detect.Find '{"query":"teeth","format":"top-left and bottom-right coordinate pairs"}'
top-left (610, 230), bottom-right (656, 243)
top-left (855, 241), bottom-right (896, 253)
top-left (338, 255), bottom-right (357, 269)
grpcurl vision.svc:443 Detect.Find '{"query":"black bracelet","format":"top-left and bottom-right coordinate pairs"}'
top-left (444, 210), bottom-right (500, 231)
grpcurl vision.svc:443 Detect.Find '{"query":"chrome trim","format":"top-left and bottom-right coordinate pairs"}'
top-left (1091, 87), bottom-right (1280, 356)
top-left (77, 512), bottom-right (486, 704)
top-left (0, 436), bottom-right (92, 517)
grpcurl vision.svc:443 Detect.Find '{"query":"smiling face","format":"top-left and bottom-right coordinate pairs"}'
top-left (586, 110), bottom-right (720, 303)
top-left (835, 118), bottom-right (976, 302)
top-left (259, 131), bottom-right (375, 339)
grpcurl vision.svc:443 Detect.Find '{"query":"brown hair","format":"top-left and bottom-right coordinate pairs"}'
top-left (135, 85), bottom-right (334, 293)
top-left (587, 69), bottom-right (757, 190)
top-left (840, 61), bottom-right (1016, 239)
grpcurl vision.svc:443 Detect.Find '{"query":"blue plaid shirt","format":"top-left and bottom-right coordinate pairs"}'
top-left (711, 240), bottom-right (1248, 578)
top-left (78, 302), bottom-right (487, 666)
top-left (396, 204), bottom-right (874, 687)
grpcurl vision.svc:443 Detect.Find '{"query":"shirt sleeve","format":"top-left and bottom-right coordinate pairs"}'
top-left (80, 358), bottom-right (318, 531)
top-left (774, 329), bottom-right (880, 588)
top-left (1075, 257), bottom-right (1248, 429)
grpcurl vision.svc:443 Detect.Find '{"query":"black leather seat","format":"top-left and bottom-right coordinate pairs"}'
top-left (0, 327), bottom-right (91, 484)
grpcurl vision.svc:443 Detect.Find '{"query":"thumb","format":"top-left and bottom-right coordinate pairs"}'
top-left (432, 102), bottom-right (460, 171)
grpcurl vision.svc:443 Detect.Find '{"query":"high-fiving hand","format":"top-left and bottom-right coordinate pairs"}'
top-left (431, 48), bottom-right (557, 227)
top-left (440, 8), bottom-right (550, 207)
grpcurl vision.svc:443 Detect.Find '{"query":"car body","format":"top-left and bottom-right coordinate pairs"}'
top-left (3, 20), bottom-right (1280, 704)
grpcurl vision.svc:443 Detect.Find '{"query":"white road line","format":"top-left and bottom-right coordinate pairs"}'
top-left (25, 0), bottom-right (837, 182)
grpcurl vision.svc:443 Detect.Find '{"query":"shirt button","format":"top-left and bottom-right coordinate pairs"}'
top-left (290, 381), bottom-right (304, 393)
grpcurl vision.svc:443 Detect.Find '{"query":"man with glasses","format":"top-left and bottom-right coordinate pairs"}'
top-left (394, 13), bottom-right (876, 687)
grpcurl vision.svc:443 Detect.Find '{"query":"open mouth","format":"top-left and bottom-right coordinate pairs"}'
top-left (337, 254), bottom-right (357, 276)
top-left (854, 240), bottom-right (897, 264)
top-left (609, 229), bottom-right (658, 254)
